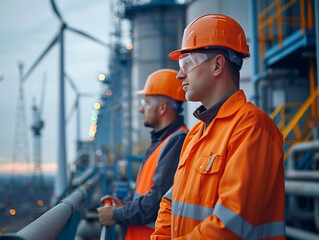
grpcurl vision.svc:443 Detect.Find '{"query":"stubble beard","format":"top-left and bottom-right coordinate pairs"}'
top-left (144, 121), bottom-right (153, 128)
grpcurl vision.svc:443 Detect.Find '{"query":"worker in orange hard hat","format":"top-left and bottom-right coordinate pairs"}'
top-left (98, 69), bottom-right (188, 240)
top-left (151, 14), bottom-right (286, 239)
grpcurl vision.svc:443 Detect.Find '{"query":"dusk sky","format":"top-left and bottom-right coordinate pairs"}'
top-left (0, 0), bottom-right (116, 174)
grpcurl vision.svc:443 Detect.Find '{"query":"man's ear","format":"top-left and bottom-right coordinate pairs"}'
top-left (213, 55), bottom-right (225, 77)
top-left (158, 101), bottom-right (168, 115)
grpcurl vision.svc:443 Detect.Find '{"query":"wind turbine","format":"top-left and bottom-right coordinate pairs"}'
top-left (20, 0), bottom-right (109, 202)
top-left (65, 73), bottom-right (95, 143)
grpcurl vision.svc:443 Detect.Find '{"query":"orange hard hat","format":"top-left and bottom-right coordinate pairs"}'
top-left (169, 14), bottom-right (250, 60)
top-left (137, 69), bottom-right (186, 101)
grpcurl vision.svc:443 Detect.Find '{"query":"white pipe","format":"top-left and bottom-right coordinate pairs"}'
top-left (286, 180), bottom-right (319, 197)
top-left (286, 226), bottom-right (319, 240)
top-left (286, 170), bottom-right (319, 181)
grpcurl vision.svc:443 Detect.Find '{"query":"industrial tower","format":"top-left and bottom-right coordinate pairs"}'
top-left (30, 74), bottom-right (46, 188)
top-left (121, 0), bottom-right (185, 154)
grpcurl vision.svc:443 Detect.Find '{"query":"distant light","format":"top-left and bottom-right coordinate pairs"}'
top-left (106, 90), bottom-right (112, 96)
top-left (126, 43), bottom-right (133, 51)
top-left (91, 115), bottom-right (98, 122)
top-left (94, 103), bottom-right (101, 110)
top-left (98, 73), bottom-right (106, 81)
top-left (91, 119), bottom-right (97, 124)
top-left (37, 200), bottom-right (44, 206)
top-left (9, 209), bottom-right (16, 215)
top-left (92, 109), bottom-right (99, 116)
top-left (89, 130), bottom-right (95, 137)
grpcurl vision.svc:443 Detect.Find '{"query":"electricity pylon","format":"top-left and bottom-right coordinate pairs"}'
top-left (12, 62), bottom-right (30, 174)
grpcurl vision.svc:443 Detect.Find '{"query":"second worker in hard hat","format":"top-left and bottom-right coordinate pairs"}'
top-left (151, 14), bottom-right (286, 239)
top-left (97, 69), bottom-right (188, 240)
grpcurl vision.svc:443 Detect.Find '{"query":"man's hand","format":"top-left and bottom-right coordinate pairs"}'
top-left (100, 195), bottom-right (124, 207)
top-left (97, 205), bottom-right (116, 226)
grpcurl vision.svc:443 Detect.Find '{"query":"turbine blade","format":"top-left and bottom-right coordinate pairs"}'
top-left (64, 73), bottom-right (79, 93)
top-left (22, 34), bottom-right (59, 84)
top-left (80, 92), bottom-right (95, 98)
top-left (50, 0), bottom-right (64, 22)
top-left (39, 72), bottom-right (47, 117)
top-left (68, 26), bottom-right (110, 48)
top-left (66, 98), bottom-right (78, 124)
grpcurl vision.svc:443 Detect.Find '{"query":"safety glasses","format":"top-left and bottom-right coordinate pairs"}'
top-left (178, 53), bottom-right (217, 75)
top-left (140, 99), bottom-right (163, 109)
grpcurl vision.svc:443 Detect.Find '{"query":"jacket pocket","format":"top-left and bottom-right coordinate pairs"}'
top-left (193, 154), bottom-right (224, 204)
top-left (194, 154), bottom-right (223, 174)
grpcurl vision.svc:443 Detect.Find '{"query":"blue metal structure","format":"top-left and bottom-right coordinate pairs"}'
top-left (256, 0), bottom-right (319, 238)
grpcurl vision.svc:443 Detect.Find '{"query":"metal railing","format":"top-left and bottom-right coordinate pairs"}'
top-left (0, 171), bottom-right (100, 240)
top-left (258, 0), bottom-right (314, 58)
top-left (270, 88), bottom-right (319, 160)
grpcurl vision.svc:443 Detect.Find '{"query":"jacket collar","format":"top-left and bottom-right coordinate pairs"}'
top-left (151, 115), bottom-right (185, 142)
top-left (216, 89), bottom-right (246, 119)
top-left (193, 89), bottom-right (243, 127)
top-left (189, 90), bottom-right (246, 137)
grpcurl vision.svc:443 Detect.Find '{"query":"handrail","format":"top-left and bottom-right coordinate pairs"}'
top-left (270, 90), bottom-right (318, 161)
top-left (71, 167), bottom-right (95, 187)
top-left (0, 172), bottom-right (100, 240)
top-left (258, 0), bottom-right (309, 57)
top-left (270, 102), bottom-right (303, 130)
top-left (282, 88), bottom-right (319, 139)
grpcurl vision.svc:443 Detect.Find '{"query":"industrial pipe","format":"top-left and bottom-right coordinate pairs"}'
top-left (72, 167), bottom-right (95, 187)
top-left (286, 141), bottom-right (319, 228)
top-left (286, 180), bottom-right (319, 197)
top-left (13, 188), bottom-right (86, 240)
top-left (287, 140), bottom-right (319, 170)
top-left (286, 170), bottom-right (319, 181)
top-left (286, 226), bottom-right (319, 240)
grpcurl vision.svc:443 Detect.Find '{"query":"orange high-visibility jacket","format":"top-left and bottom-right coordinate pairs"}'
top-left (151, 90), bottom-right (285, 240)
top-left (124, 125), bottom-right (188, 240)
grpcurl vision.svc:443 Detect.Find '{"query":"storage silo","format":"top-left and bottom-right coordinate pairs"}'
top-left (183, 0), bottom-right (253, 128)
top-left (124, 0), bottom-right (185, 154)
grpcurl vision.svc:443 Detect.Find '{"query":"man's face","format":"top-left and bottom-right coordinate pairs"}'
top-left (177, 53), bottom-right (217, 102)
top-left (139, 95), bottom-right (162, 128)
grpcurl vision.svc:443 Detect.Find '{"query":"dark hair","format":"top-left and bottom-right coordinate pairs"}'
top-left (158, 95), bottom-right (184, 114)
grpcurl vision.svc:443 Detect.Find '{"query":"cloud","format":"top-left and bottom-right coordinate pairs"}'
top-left (0, 162), bottom-right (57, 174)
top-left (0, 156), bottom-right (9, 163)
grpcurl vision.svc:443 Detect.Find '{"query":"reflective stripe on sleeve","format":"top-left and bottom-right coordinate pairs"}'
top-left (213, 203), bottom-right (286, 239)
top-left (163, 187), bottom-right (173, 200)
top-left (172, 200), bottom-right (214, 221)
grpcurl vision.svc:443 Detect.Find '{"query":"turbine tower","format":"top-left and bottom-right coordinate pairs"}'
top-left (19, 0), bottom-right (108, 202)
top-left (65, 73), bottom-right (95, 144)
